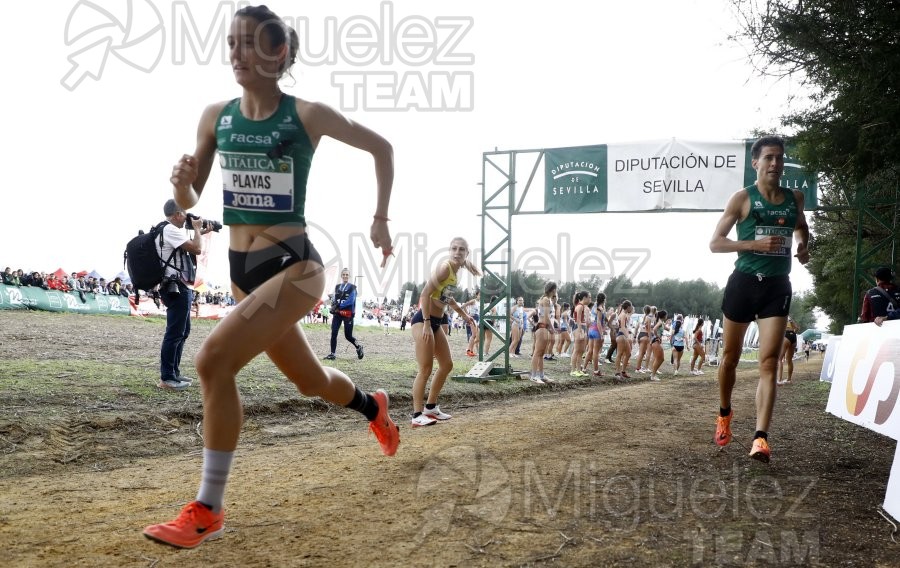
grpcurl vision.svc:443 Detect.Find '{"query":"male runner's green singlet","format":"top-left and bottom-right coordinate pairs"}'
top-left (734, 184), bottom-right (798, 277)
top-left (215, 95), bottom-right (314, 226)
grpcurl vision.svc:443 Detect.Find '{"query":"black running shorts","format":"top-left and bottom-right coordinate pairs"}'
top-left (721, 270), bottom-right (792, 323)
top-left (411, 309), bottom-right (449, 332)
top-left (229, 233), bottom-right (323, 295)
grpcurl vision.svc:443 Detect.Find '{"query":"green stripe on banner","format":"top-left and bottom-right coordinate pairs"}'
top-left (0, 284), bottom-right (132, 315)
top-left (544, 145), bottom-right (608, 213)
top-left (742, 140), bottom-right (818, 208)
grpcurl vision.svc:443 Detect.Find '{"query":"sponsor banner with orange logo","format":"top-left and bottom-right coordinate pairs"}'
top-left (819, 336), bottom-right (843, 383)
top-left (825, 321), bottom-right (900, 440)
top-left (825, 320), bottom-right (900, 520)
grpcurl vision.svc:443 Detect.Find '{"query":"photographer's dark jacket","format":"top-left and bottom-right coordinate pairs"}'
top-left (860, 283), bottom-right (900, 323)
top-left (333, 282), bottom-right (357, 317)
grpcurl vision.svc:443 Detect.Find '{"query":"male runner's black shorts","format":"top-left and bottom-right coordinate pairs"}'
top-left (721, 270), bottom-right (792, 323)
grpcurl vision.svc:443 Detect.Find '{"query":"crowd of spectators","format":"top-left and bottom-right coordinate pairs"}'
top-left (195, 290), bottom-right (236, 307)
top-left (301, 295), bottom-right (410, 325)
top-left (3, 266), bottom-right (134, 302)
top-left (3, 266), bottom-right (411, 321)
top-left (3, 265), bottom-right (241, 319)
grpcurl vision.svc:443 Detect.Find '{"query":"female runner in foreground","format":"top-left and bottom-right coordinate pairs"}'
top-left (143, 6), bottom-right (399, 549)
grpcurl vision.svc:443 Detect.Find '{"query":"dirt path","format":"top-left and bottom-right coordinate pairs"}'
top-left (0, 360), bottom-right (895, 567)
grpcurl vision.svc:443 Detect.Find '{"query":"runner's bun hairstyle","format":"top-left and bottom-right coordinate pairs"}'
top-left (235, 5), bottom-right (300, 80)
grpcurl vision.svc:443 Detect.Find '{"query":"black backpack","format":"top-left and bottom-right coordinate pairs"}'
top-left (124, 221), bottom-right (178, 296)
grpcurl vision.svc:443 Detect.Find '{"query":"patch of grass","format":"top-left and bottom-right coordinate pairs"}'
top-left (1, 358), bottom-right (144, 391)
top-left (0, 353), bottom-right (600, 417)
top-left (788, 378), bottom-right (832, 406)
top-left (0, 310), bottom-right (830, 422)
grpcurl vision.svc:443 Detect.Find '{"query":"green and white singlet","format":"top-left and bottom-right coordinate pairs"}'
top-left (734, 184), bottom-right (798, 277)
top-left (215, 95), bottom-right (314, 226)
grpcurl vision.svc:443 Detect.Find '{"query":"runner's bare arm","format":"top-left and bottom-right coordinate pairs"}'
top-left (171, 102), bottom-right (226, 210)
top-left (709, 190), bottom-right (748, 253)
top-left (298, 100), bottom-right (394, 251)
top-left (709, 189), bottom-right (780, 254)
top-left (793, 190), bottom-right (810, 264)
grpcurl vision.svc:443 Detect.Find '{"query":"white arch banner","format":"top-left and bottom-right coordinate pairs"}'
top-left (544, 139), bottom-right (817, 213)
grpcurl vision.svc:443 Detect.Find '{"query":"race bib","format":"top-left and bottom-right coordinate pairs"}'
top-left (220, 152), bottom-right (294, 212)
top-left (754, 225), bottom-right (793, 257)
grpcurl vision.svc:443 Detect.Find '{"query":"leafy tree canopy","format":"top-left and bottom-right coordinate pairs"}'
top-left (731, 0), bottom-right (900, 332)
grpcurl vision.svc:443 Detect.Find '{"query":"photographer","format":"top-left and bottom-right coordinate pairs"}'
top-left (859, 266), bottom-right (900, 324)
top-left (156, 199), bottom-right (214, 391)
top-left (325, 268), bottom-right (364, 360)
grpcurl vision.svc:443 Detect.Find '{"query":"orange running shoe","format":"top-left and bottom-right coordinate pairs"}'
top-left (143, 501), bottom-right (224, 548)
top-left (369, 389), bottom-right (400, 456)
top-left (715, 409), bottom-right (733, 447)
top-left (749, 437), bottom-right (771, 463)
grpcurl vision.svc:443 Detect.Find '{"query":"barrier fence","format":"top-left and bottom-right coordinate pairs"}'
top-left (0, 284), bottom-right (232, 319)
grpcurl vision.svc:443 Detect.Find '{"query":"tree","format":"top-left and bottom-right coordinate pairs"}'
top-left (511, 270), bottom-right (547, 306)
top-left (601, 275), bottom-right (636, 306)
top-left (732, 0), bottom-right (900, 185)
top-left (804, 216), bottom-right (857, 331)
top-left (467, 272), bottom-right (813, 327)
top-left (730, 0), bottom-right (900, 332)
top-left (790, 291), bottom-right (818, 332)
top-left (481, 272), bottom-right (505, 301)
top-left (398, 281), bottom-right (423, 307)
top-left (645, 278), bottom-right (725, 319)
top-left (599, 276), bottom-right (724, 318)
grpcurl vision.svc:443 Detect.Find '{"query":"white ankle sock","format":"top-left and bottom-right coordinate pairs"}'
top-left (196, 448), bottom-right (234, 513)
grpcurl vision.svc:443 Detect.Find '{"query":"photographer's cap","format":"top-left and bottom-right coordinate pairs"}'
top-left (163, 199), bottom-right (183, 217)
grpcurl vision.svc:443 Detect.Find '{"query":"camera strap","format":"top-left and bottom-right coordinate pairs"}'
top-left (155, 221), bottom-right (182, 277)
top-left (873, 286), bottom-right (898, 312)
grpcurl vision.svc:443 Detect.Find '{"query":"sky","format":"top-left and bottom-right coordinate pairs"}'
top-left (3, 0), bottom-right (820, 314)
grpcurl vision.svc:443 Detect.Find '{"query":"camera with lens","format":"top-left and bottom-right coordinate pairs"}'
top-left (163, 274), bottom-right (181, 296)
top-left (185, 213), bottom-right (223, 232)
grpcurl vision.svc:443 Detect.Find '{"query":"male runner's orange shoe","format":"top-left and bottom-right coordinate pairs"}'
top-left (749, 437), bottom-right (771, 463)
top-left (715, 409), bottom-right (733, 447)
top-left (369, 389), bottom-right (400, 456)
top-left (143, 501), bottom-right (224, 548)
